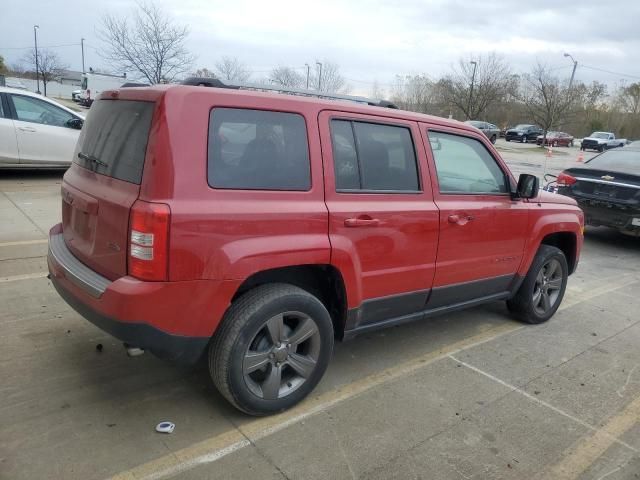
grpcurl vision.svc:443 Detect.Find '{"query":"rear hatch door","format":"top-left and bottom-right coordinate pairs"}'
top-left (62, 98), bottom-right (155, 280)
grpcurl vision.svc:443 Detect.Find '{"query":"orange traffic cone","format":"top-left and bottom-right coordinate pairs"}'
top-left (577, 150), bottom-right (584, 163)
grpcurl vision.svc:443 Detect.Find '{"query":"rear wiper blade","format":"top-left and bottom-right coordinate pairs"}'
top-left (78, 152), bottom-right (107, 167)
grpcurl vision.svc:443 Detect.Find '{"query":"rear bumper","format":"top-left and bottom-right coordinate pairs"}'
top-left (567, 199), bottom-right (640, 232)
top-left (48, 224), bottom-right (238, 365)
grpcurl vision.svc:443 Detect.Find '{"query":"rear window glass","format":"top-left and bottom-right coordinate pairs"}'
top-left (74, 99), bottom-right (154, 184)
top-left (208, 108), bottom-right (310, 190)
top-left (587, 150), bottom-right (640, 174)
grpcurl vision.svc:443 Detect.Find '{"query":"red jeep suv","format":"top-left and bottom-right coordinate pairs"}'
top-left (48, 82), bottom-right (584, 415)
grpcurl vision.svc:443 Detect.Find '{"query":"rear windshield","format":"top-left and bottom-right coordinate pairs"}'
top-left (587, 150), bottom-right (640, 174)
top-left (74, 99), bottom-right (154, 184)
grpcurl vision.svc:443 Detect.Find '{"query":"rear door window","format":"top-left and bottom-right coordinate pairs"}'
top-left (74, 99), bottom-right (154, 184)
top-left (330, 120), bottom-right (420, 192)
top-left (208, 108), bottom-right (310, 190)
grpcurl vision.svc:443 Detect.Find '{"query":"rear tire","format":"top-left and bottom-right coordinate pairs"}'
top-left (209, 283), bottom-right (334, 416)
top-left (507, 245), bottom-right (568, 324)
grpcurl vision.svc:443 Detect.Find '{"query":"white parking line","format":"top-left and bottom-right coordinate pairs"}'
top-left (0, 239), bottom-right (48, 248)
top-left (0, 272), bottom-right (48, 283)
top-left (448, 355), bottom-right (639, 454)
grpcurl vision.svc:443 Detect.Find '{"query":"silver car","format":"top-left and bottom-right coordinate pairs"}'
top-left (465, 120), bottom-right (500, 144)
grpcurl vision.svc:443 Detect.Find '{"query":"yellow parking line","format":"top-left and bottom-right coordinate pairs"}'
top-left (109, 322), bottom-right (523, 480)
top-left (109, 274), bottom-right (640, 480)
top-left (0, 272), bottom-right (48, 283)
top-left (540, 393), bottom-right (640, 480)
top-left (0, 239), bottom-right (47, 248)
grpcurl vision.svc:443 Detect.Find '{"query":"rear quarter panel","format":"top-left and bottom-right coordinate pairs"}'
top-left (140, 88), bottom-right (331, 282)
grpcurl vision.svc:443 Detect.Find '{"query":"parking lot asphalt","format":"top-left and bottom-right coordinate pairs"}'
top-left (1, 142), bottom-right (639, 480)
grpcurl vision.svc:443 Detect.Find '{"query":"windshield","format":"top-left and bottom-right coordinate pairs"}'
top-left (514, 124), bottom-right (532, 130)
top-left (81, 77), bottom-right (88, 89)
top-left (591, 132), bottom-right (609, 139)
top-left (467, 121), bottom-right (483, 128)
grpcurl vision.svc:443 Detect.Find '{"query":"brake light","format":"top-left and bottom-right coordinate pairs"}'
top-left (557, 172), bottom-right (577, 186)
top-left (128, 200), bottom-right (170, 281)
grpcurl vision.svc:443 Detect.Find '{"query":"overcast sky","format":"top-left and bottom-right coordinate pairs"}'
top-left (2, 0), bottom-right (640, 95)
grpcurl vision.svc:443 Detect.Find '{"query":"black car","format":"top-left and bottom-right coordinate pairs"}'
top-left (556, 145), bottom-right (640, 236)
top-left (505, 124), bottom-right (543, 143)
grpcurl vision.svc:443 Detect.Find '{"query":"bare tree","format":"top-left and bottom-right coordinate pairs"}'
top-left (369, 80), bottom-right (386, 99)
top-left (310, 61), bottom-right (349, 94)
top-left (0, 55), bottom-right (7, 75)
top-left (520, 63), bottom-right (582, 146)
top-left (391, 74), bottom-right (435, 113)
top-left (99, 2), bottom-right (195, 84)
top-left (214, 56), bottom-right (250, 83)
top-left (439, 53), bottom-right (513, 120)
top-left (618, 82), bottom-right (640, 115)
top-left (21, 49), bottom-right (68, 96)
top-left (193, 67), bottom-right (216, 78)
top-left (269, 66), bottom-right (304, 88)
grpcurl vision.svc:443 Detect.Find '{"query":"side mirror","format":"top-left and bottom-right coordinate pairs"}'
top-left (515, 173), bottom-right (539, 199)
top-left (66, 118), bottom-right (83, 130)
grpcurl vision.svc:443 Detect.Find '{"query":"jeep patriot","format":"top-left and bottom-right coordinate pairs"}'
top-left (48, 82), bottom-right (584, 415)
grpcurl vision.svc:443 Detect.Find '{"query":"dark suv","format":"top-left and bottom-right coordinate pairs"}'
top-left (505, 124), bottom-right (543, 143)
top-left (48, 82), bottom-right (584, 415)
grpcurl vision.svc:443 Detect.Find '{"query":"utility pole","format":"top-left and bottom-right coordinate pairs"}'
top-left (564, 52), bottom-right (578, 89)
top-left (305, 63), bottom-right (310, 89)
top-left (81, 38), bottom-right (86, 73)
top-left (467, 60), bottom-right (477, 120)
top-left (316, 61), bottom-right (322, 91)
top-left (33, 25), bottom-right (40, 94)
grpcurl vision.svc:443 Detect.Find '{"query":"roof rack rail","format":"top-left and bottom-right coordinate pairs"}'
top-left (180, 77), bottom-right (399, 109)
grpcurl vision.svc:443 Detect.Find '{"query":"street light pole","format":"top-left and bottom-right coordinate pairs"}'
top-left (81, 38), bottom-right (86, 73)
top-left (305, 63), bottom-right (310, 89)
top-left (564, 52), bottom-right (578, 89)
top-left (316, 61), bottom-right (322, 91)
top-left (33, 25), bottom-right (40, 94)
top-left (467, 60), bottom-right (477, 120)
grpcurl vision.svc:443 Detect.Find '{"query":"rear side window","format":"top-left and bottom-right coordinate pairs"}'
top-left (428, 131), bottom-right (507, 194)
top-left (208, 108), bottom-right (310, 190)
top-left (74, 99), bottom-right (154, 184)
top-left (331, 120), bottom-right (420, 192)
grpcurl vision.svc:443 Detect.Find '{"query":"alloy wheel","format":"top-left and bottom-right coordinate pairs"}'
top-left (243, 311), bottom-right (321, 400)
top-left (532, 258), bottom-right (563, 316)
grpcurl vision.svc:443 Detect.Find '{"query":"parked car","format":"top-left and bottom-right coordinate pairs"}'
top-left (71, 89), bottom-right (83, 102)
top-left (465, 120), bottom-right (500, 144)
top-left (505, 124), bottom-right (543, 143)
top-left (580, 132), bottom-right (627, 152)
top-left (48, 82), bottom-right (584, 415)
top-left (0, 87), bottom-right (84, 168)
top-left (536, 131), bottom-right (574, 147)
top-left (556, 144), bottom-right (640, 236)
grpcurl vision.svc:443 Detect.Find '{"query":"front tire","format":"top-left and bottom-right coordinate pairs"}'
top-left (507, 245), bottom-right (568, 324)
top-left (490, 135), bottom-right (497, 144)
top-left (209, 284), bottom-right (334, 416)
top-left (521, 135), bottom-right (528, 143)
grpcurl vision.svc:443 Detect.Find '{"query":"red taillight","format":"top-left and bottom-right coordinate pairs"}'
top-left (557, 172), bottom-right (577, 186)
top-left (128, 200), bottom-right (170, 281)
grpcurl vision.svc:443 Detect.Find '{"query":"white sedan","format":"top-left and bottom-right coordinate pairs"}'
top-left (0, 87), bottom-right (84, 168)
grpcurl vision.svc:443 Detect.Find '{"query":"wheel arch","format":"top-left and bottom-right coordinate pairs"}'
top-left (540, 232), bottom-right (578, 274)
top-left (231, 264), bottom-right (349, 339)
